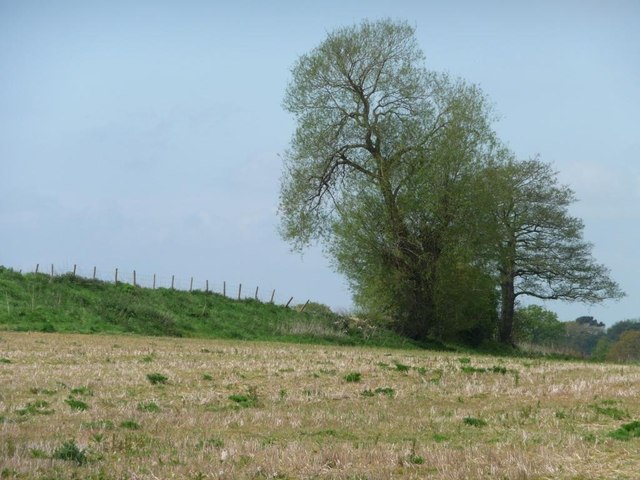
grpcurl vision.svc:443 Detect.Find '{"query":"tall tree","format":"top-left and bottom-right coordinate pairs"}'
top-left (279, 19), bottom-right (499, 339)
top-left (486, 158), bottom-right (624, 344)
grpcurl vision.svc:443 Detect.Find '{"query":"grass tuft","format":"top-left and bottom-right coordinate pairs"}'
top-left (608, 421), bottom-right (640, 441)
top-left (463, 417), bottom-right (487, 427)
top-left (146, 373), bottom-right (168, 385)
top-left (52, 440), bottom-right (87, 465)
top-left (344, 372), bottom-right (362, 383)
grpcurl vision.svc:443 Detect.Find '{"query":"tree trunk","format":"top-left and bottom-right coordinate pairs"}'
top-left (499, 276), bottom-right (516, 345)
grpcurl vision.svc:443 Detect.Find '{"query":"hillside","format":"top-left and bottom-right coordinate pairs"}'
top-left (0, 266), bottom-right (412, 348)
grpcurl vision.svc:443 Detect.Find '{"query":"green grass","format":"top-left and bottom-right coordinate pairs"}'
top-left (608, 421), bottom-right (640, 441)
top-left (0, 267), bottom-right (412, 348)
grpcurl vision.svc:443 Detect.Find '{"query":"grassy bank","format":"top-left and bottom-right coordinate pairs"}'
top-left (0, 266), bottom-right (412, 348)
top-left (1, 332), bottom-right (639, 479)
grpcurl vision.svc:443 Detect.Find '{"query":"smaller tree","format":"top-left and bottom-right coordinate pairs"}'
top-left (486, 157), bottom-right (624, 345)
top-left (513, 305), bottom-right (564, 345)
top-left (606, 331), bottom-right (640, 363)
top-left (606, 318), bottom-right (640, 342)
top-left (562, 320), bottom-right (606, 357)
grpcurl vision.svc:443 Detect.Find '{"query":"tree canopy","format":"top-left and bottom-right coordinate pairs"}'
top-left (279, 19), bottom-right (623, 345)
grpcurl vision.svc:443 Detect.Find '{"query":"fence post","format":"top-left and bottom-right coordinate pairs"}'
top-left (205, 280), bottom-right (209, 293)
top-left (270, 289), bottom-right (275, 303)
top-left (133, 270), bottom-right (137, 287)
top-left (223, 281), bottom-right (226, 297)
top-left (237, 283), bottom-right (242, 300)
top-left (285, 296), bottom-right (294, 308)
top-left (115, 268), bottom-right (118, 284)
top-left (254, 286), bottom-right (259, 300)
top-left (93, 266), bottom-right (96, 280)
top-left (51, 264), bottom-right (54, 278)
top-left (171, 275), bottom-right (175, 290)
top-left (153, 274), bottom-right (156, 289)
top-left (72, 264), bottom-right (77, 276)
top-left (299, 300), bottom-right (310, 313)
top-left (190, 277), bottom-right (193, 292)
top-left (35, 264), bottom-right (39, 274)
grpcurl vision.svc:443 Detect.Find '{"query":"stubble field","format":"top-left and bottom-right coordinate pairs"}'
top-left (0, 331), bottom-right (639, 479)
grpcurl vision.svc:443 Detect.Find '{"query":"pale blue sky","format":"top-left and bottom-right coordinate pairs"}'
top-left (1, 0), bottom-right (638, 324)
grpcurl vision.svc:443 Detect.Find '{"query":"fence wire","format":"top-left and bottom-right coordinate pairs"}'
top-left (26, 263), bottom-right (298, 307)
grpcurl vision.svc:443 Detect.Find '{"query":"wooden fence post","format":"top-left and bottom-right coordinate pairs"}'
top-left (285, 296), bottom-right (294, 308)
top-left (189, 277), bottom-right (193, 292)
top-left (72, 264), bottom-right (77, 276)
top-left (115, 268), bottom-right (118, 284)
top-left (223, 281), bottom-right (226, 297)
top-left (254, 286), bottom-right (259, 300)
top-left (171, 275), bottom-right (175, 290)
top-left (35, 264), bottom-right (39, 274)
top-left (205, 280), bottom-right (209, 293)
top-left (270, 289), bottom-right (275, 303)
top-left (133, 270), bottom-right (137, 287)
top-left (51, 264), bottom-right (54, 278)
top-left (153, 274), bottom-right (156, 290)
top-left (299, 300), bottom-right (310, 313)
top-left (237, 283), bottom-right (242, 300)
top-left (93, 266), bottom-right (97, 280)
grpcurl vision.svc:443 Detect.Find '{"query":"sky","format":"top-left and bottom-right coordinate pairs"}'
top-left (1, 0), bottom-right (639, 325)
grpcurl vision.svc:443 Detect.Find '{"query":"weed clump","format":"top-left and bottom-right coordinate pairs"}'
top-left (138, 401), bottom-right (160, 413)
top-left (608, 421), bottom-right (640, 441)
top-left (65, 397), bottom-right (89, 411)
top-left (463, 417), bottom-right (487, 427)
top-left (229, 387), bottom-right (260, 408)
top-left (146, 373), bottom-right (168, 385)
top-left (591, 403), bottom-right (628, 420)
top-left (120, 419), bottom-right (141, 430)
top-left (16, 400), bottom-right (54, 416)
top-left (52, 440), bottom-right (87, 465)
top-left (344, 372), bottom-right (362, 383)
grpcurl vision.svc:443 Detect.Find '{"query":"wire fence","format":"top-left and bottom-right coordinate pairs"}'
top-left (27, 263), bottom-right (304, 309)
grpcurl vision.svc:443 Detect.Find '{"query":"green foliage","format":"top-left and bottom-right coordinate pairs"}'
top-left (608, 421), bottom-right (640, 441)
top-left (146, 373), bottom-right (168, 385)
top-left (343, 372), bottom-right (362, 383)
top-left (279, 19), bottom-right (500, 343)
top-left (562, 321), bottom-right (606, 357)
top-left (52, 440), bottom-right (87, 465)
top-left (0, 358), bottom-right (11, 364)
top-left (70, 386), bottom-right (93, 396)
top-left (120, 420), bottom-right (141, 430)
top-left (606, 319), bottom-right (640, 342)
top-left (592, 336), bottom-right (613, 362)
top-left (229, 387), bottom-right (260, 408)
top-left (393, 362), bottom-right (410, 373)
top-left (137, 402), bottom-right (160, 413)
top-left (463, 417), bottom-right (487, 427)
top-left (65, 397), bottom-right (90, 411)
top-left (590, 403), bottom-right (627, 420)
top-left (16, 400), bottom-right (54, 416)
top-left (606, 331), bottom-right (640, 363)
top-left (513, 305), bottom-right (564, 345)
top-left (486, 159), bottom-right (623, 344)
